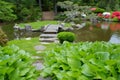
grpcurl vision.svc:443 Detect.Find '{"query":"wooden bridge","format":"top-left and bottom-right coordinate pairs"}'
top-left (39, 24), bottom-right (60, 43)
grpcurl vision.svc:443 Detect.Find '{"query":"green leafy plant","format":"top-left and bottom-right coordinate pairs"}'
top-left (41, 42), bottom-right (120, 80)
top-left (54, 13), bottom-right (67, 21)
top-left (112, 17), bottom-right (119, 22)
top-left (57, 32), bottom-right (75, 44)
top-left (0, 28), bottom-right (8, 46)
top-left (0, 45), bottom-right (39, 80)
top-left (0, 1), bottom-right (17, 21)
top-left (93, 8), bottom-right (105, 13)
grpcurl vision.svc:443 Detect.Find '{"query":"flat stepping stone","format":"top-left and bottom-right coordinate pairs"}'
top-left (44, 30), bottom-right (58, 33)
top-left (40, 34), bottom-right (57, 38)
top-left (40, 38), bottom-right (57, 42)
top-left (34, 45), bottom-right (46, 51)
top-left (33, 62), bottom-right (43, 70)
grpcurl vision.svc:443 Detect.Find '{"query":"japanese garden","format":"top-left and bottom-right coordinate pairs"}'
top-left (0, 0), bottom-right (120, 80)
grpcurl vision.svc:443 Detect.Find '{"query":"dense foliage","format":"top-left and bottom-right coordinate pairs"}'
top-left (41, 42), bottom-right (120, 80)
top-left (57, 32), bottom-right (75, 44)
top-left (0, 28), bottom-right (8, 46)
top-left (0, 0), bottom-right (41, 22)
top-left (1, 0), bottom-right (120, 22)
top-left (0, 0), bottom-right (17, 21)
top-left (0, 45), bottom-right (39, 80)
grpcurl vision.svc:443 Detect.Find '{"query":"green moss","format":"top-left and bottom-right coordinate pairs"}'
top-left (18, 20), bottom-right (71, 29)
top-left (7, 37), bottom-right (57, 55)
top-left (8, 37), bottom-right (40, 54)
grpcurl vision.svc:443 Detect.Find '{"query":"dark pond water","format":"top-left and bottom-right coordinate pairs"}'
top-left (73, 22), bottom-right (120, 43)
top-left (0, 23), bottom-right (40, 40)
top-left (1, 22), bottom-right (120, 43)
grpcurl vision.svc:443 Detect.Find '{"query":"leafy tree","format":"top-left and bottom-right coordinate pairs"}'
top-left (0, 0), bottom-right (17, 21)
top-left (57, 1), bottom-right (92, 22)
top-left (4, 0), bottom-right (42, 21)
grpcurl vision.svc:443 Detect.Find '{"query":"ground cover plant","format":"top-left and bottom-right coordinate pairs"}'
top-left (18, 21), bottom-right (71, 29)
top-left (41, 41), bottom-right (120, 80)
top-left (0, 45), bottom-right (39, 80)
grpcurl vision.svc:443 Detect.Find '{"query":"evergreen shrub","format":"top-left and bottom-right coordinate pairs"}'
top-left (93, 8), bottom-right (105, 13)
top-left (0, 28), bottom-right (8, 46)
top-left (57, 32), bottom-right (75, 44)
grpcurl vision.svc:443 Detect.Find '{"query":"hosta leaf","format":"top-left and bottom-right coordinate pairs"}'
top-left (77, 75), bottom-right (89, 80)
top-left (106, 77), bottom-right (116, 80)
top-left (0, 75), bottom-right (4, 80)
top-left (10, 45), bottom-right (19, 52)
top-left (95, 52), bottom-right (110, 61)
top-left (0, 66), bottom-right (9, 75)
top-left (67, 71), bottom-right (81, 78)
top-left (81, 64), bottom-right (95, 77)
top-left (67, 57), bottom-right (81, 71)
top-left (9, 68), bottom-right (20, 80)
top-left (20, 68), bottom-right (30, 76)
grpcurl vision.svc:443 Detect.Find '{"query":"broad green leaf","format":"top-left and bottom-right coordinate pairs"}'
top-left (77, 75), bottom-right (89, 80)
top-left (67, 57), bottom-right (81, 71)
top-left (0, 75), bottom-right (4, 80)
top-left (20, 68), bottom-right (30, 76)
top-left (81, 64), bottom-right (95, 77)
top-left (95, 52), bottom-right (110, 61)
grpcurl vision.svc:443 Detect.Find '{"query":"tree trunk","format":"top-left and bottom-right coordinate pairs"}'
top-left (54, 0), bottom-right (57, 15)
top-left (38, 0), bottom-right (42, 11)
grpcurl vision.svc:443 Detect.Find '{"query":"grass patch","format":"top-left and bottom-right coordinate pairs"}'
top-left (8, 37), bottom-right (40, 54)
top-left (18, 20), bottom-right (71, 29)
top-left (8, 37), bottom-right (58, 55)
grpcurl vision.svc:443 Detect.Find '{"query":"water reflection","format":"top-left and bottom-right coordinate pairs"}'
top-left (109, 32), bottom-right (120, 43)
top-left (1, 22), bottom-right (120, 43)
top-left (73, 22), bottom-right (120, 43)
top-left (1, 23), bottom-right (40, 40)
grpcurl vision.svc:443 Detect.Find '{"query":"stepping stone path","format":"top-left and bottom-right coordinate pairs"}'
top-left (40, 24), bottom-right (60, 44)
top-left (35, 24), bottom-right (61, 79)
top-left (33, 45), bottom-right (52, 80)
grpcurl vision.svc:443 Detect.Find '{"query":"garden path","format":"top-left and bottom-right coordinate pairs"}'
top-left (40, 24), bottom-right (60, 44)
top-left (33, 45), bottom-right (52, 80)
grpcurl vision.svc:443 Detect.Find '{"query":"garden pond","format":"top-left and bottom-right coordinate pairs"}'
top-left (1, 22), bottom-right (120, 43)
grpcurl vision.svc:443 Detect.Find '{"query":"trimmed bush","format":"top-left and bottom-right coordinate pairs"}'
top-left (93, 8), bottom-right (105, 13)
top-left (57, 32), bottom-right (75, 44)
top-left (0, 28), bottom-right (8, 46)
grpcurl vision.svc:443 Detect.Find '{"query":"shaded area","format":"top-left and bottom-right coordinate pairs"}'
top-left (1, 23), bottom-right (40, 40)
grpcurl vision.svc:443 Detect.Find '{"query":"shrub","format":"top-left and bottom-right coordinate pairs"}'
top-left (0, 28), bottom-right (8, 46)
top-left (57, 32), bottom-right (75, 44)
top-left (0, 45), bottom-right (39, 80)
top-left (54, 13), bottom-right (67, 21)
top-left (93, 8), bottom-right (105, 13)
top-left (0, 1), bottom-right (17, 21)
top-left (112, 17), bottom-right (119, 22)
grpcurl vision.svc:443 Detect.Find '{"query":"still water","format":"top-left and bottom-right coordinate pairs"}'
top-left (73, 22), bottom-right (120, 43)
top-left (1, 23), bottom-right (40, 40)
top-left (1, 22), bottom-right (120, 43)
